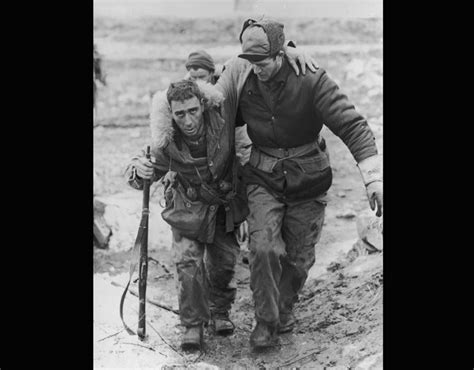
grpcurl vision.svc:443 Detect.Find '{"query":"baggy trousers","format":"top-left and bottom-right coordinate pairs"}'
top-left (172, 221), bottom-right (240, 327)
top-left (246, 184), bottom-right (326, 326)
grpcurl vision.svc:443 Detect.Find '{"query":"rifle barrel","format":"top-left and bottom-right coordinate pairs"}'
top-left (138, 146), bottom-right (151, 340)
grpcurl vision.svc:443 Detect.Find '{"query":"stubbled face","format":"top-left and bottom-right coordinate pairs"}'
top-left (250, 55), bottom-right (283, 81)
top-left (188, 67), bottom-right (214, 83)
top-left (170, 96), bottom-right (204, 139)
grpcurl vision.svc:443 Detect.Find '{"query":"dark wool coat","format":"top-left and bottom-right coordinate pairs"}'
top-left (215, 56), bottom-right (378, 200)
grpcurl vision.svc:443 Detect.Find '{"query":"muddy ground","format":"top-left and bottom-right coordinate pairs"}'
top-left (93, 15), bottom-right (382, 369)
top-left (93, 123), bottom-right (383, 368)
top-left (94, 250), bottom-right (382, 369)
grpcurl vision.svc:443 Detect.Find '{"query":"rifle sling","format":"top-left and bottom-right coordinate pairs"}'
top-left (119, 212), bottom-right (148, 335)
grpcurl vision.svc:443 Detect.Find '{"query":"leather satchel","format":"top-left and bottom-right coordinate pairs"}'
top-left (161, 176), bottom-right (218, 242)
top-left (161, 161), bottom-right (249, 242)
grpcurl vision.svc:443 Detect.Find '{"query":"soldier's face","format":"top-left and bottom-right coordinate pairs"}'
top-left (170, 96), bottom-right (204, 139)
top-left (250, 54), bottom-right (283, 81)
top-left (188, 67), bottom-right (214, 83)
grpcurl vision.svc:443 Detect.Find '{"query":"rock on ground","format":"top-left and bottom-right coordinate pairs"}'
top-left (356, 210), bottom-right (383, 252)
top-left (94, 188), bottom-right (172, 252)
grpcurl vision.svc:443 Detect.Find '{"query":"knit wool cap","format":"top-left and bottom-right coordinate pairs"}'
top-left (238, 18), bottom-right (285, 62)
top-left (185, 50), bottom-right (215, 72)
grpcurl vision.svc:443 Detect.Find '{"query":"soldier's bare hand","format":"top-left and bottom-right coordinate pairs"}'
top-left (134, 157), bottom-right (154, 180)
top-left (285, 47), bottom-right (319, 76)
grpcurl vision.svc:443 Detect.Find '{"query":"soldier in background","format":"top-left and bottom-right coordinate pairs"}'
top-left (125, 80), bottom-right (249, 350)
top-left (185, 50), bottom-right (221, 84)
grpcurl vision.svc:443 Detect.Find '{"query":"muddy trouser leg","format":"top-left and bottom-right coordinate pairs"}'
top-left (172, 228), bottom-right (209, 327)
top-left (247, 184), bottom-right (286, 327)
top-left (205, 221), bottom-right (240, 316)
top-left (278, 196), bottom-right (326, 316)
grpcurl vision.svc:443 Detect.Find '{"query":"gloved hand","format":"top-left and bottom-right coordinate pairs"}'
top-left (236, 221), bottom-right (249, 243)
top-left (366, 181), bottom-right (383, 217)
top-left (358, 155), bottom-right (383, 218)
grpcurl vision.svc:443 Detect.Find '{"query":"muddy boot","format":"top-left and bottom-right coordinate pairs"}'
top-left (249, 321), bottom-right (279, 349)
top-left (211, 312), bottom-right (235, 336)
top-left (278, 311), bottom-right (296, 333)
top-left (181, 324), bottom-right (203, 352)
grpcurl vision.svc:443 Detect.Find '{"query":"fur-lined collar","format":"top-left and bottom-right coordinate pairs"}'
top-left (150, 80), bottom-right (224, 149)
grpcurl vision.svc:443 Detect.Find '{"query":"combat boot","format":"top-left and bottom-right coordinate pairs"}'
top-left (181, 324), bottom-right (203, 351)
top-left (210, 312), bottom-right (235, 336)
top-left (249, 321), bottom-right (279, 349)
top-left (278, 311), bottom-right (296, 333)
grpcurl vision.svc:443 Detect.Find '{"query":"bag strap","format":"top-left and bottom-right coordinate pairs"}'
top-left (165, 154), bottom-right (192, 190)
top-left (194, 163), bottom-right (238, 233)
top-left (194, 166), bottom-right (222, 204)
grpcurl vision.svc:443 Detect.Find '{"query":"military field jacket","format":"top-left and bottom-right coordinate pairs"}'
top-left (125, 82), bottom-right (247, 242)
top-left (215, 56), bottom-right (378, 200)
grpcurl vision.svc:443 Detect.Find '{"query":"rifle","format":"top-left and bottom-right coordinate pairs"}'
top-left (120, 146), bottom-right (151, 341)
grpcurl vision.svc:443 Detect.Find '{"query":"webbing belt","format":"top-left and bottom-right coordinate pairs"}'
top-left (257, 136), bottom-right (321, 159)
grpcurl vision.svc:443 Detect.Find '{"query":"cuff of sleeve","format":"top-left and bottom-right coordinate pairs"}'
top-left (357, 154), bottom-right (383, 186)
top-left (128, 166), bottom-right (144, 189)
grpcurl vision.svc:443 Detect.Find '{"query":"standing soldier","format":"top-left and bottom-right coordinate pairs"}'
top-left (213, 18), bottom-right (383, 349)
top-left (125, 80), bottom-right (248, 350)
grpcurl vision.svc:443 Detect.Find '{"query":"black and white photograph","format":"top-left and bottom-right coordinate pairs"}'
top-left (93, 0), bottom-right (383, 367)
